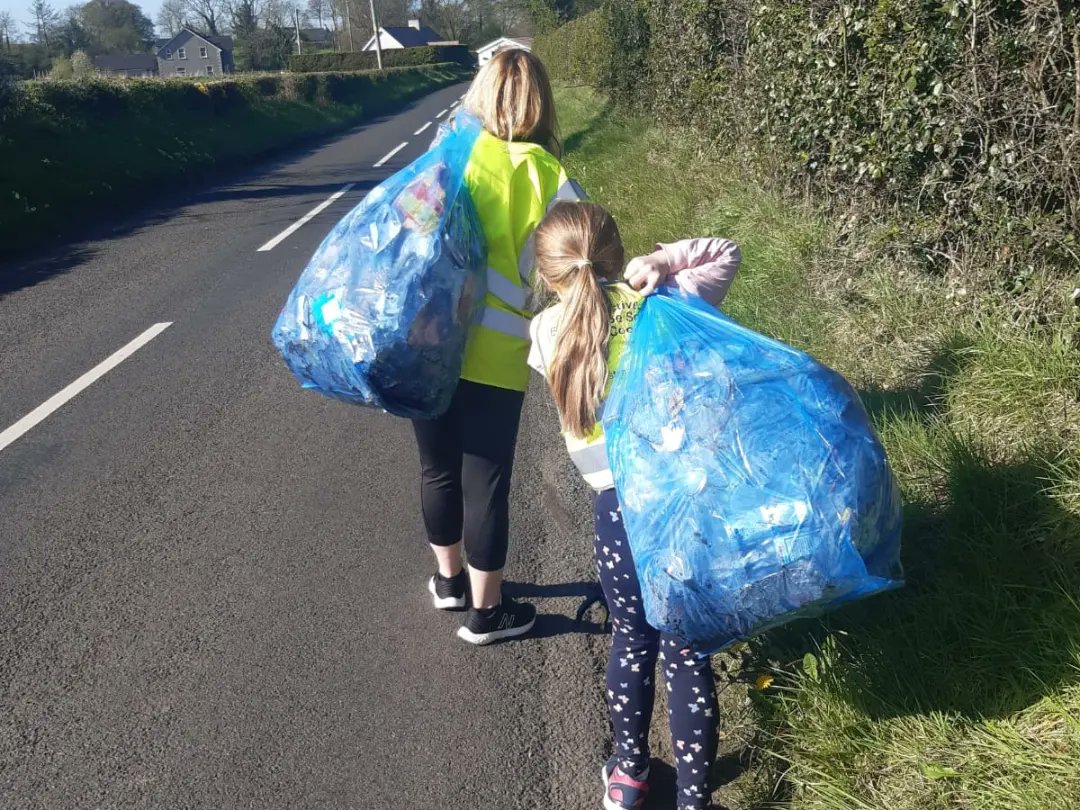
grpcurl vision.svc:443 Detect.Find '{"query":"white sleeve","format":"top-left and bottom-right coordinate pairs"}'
top-left (527, 312), bottom-right (548, 377)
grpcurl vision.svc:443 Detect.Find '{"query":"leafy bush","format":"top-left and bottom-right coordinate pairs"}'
top-left (534, 10), bottom-right (612, 87)
top-left (70, 50), bottom-right (94, 79)
top-left (537, 0), bottom-right (1080, 304)
top-left (289, 45), bottom-right (474, 73)
top-left (0, 65), bottom-right (469, 257)
top-left (49, 56), bottom-right (74, 80)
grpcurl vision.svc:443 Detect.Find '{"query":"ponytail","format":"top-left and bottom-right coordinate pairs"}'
top-left (534, 203), bottom-right (625, 438)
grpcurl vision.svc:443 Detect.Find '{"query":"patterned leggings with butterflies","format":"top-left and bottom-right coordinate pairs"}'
top-left (593, 487), bottom-right (719, 810)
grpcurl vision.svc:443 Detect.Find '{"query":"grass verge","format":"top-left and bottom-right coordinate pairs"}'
top-left (555, 85), bottom-right (1080, 810)
top-left (0, 65), bottom-right (469, 260)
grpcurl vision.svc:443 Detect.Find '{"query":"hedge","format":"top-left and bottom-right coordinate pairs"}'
top-left (537, 0), bottom-right (1080, 293)
top-left (0, 65), bottom-right (470, 257)
top-left (533, 11), bottom-right (611, 88)
top-left (290, 45), bottom-right (474, 73)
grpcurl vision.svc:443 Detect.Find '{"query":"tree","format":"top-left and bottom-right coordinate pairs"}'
top-left (306, 0), bottom-right (326, 29)
top-left (229, 0), bottom-right (263, 37)
top-left (74, 0), bottom-right (154, 54)
top-left (157, 0), bottom-right (188, 36)
top-left (233, 25), bottom-right (292, 69)
top-left (71, 48), bottom-right (94, 75)
top-left (0, 11), bottom-right (16, 50)
top-left (26, 0), bottom-right (60, 48)
top-left (54, 7), bottom-right (93, 54)
top-left (184, 0), bottom-right (224, 35)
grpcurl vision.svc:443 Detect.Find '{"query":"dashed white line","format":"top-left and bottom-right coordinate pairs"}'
top-left (414, 121), bottom-right (432, 135)
top-left (0, 322), bottom-right (173, 455)
top-left (257, 184), bottom-right (355, 252)
top-left (374, 141), bottom-right (409, 168)
top-left (436, 109), bottom-right (448, 118)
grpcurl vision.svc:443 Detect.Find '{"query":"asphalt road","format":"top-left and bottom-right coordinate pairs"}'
top-left (0, 81), bottom-right (616, 809)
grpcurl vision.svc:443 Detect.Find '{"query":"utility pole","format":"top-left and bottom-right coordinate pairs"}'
top-left (294, 9), bottom-right (302, 55)
top-left (368, 0), bottom-right (382, 70)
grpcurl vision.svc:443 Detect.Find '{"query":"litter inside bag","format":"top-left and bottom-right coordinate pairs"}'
top-left (603, 291), bottom-right (903, 655)
top-left (271, 113), bottom-right (487, 419)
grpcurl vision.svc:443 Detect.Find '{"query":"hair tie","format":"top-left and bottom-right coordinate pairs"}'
top-left (577, 259), bottom-right (593, 270)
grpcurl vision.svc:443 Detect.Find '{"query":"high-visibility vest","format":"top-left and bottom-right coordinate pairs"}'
top-left (552, 283), bottom-right (643, 491)
top-left (462, 130), bottom-right (584, 392)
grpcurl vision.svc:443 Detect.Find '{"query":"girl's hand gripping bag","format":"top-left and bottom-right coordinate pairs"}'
top-left (271, 113), bottom-right (487, 419)
top-left (603, 290), bottom-right (904, 655)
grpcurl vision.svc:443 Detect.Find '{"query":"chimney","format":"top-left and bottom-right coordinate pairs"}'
top-left (408, 19), bottom-right (420, 29)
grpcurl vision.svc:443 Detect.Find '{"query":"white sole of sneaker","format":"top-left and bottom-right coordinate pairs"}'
top-left (455, 615), bottom-right (536, 646)
top-left (428, 577), bottom-right (466, 611)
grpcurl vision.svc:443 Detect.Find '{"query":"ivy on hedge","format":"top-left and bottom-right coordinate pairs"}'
top-left (536, 0), bottom-right (1080, 283)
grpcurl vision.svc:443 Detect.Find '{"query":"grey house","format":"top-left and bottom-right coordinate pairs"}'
top-left (154, 29), bottom-right (234, 77)
top-left (95, 53), bottom-right (159, 78)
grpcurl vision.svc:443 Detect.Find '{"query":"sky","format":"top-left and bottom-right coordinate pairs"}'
top-left (2, 0), bottom-right (168, 35)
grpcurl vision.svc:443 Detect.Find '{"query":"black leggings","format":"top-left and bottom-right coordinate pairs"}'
top-left (411, 380), bottom-right (525, 572)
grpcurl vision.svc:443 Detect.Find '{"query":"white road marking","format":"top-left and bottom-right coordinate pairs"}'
top-left (0, 322), bottom-right (173, 455)
top-left (414, 121), bottom-right (432, 135)
top-left (374, 141), bottom-right (409, 168)
top-left (436, 109), bottom-right (448, 118)
top-left (257, 184), bottom-right (355, 252)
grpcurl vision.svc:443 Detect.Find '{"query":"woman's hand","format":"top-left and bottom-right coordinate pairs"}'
top-left (624, 249), bottom-right (672, 296)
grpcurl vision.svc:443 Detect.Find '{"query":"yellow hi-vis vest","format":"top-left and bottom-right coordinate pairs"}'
top-left (462, 130), bottom-right (584, 392)
top-left (533, 283), bottom-right (643, 491)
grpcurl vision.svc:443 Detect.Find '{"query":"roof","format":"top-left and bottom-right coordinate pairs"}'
top-left (206, 34), bottom-right (234, 51)
top-left (381, 25), bottom-right (444, 47)
top-left (300, 28), bottom-right (335, 43)
top-left (155, 28), bottom-right (234, 56)
top-left (94, 54), bottom-right (158, 72)
top-left (475, 36), bottom-right (534, 55)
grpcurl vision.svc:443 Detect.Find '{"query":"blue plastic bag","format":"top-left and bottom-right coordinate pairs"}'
top-left (603, 291), bottom-right (903, 655)
top-left (271, 113), bottom-right (487, 419)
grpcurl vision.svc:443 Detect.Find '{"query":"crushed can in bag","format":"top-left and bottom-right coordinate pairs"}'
top-left (603, 290), bottom-right (903, 655)
top-left (271, 113), bottom-right (487, 419)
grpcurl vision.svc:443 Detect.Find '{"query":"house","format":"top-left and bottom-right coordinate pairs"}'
top-left (300, 28), bottom-right (336, 48)
top-left (154, 28), bottom-right (234, 78)
top-left (94, 53), bottom-right (159, 78)
top-left (475, 36), bottom-right (533, 66)
top-left (362, 19), bottom-right (449, 52)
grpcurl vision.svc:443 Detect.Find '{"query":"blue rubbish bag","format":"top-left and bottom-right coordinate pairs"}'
top-left (603, 290), bottom-right (903, 655)
top-left (271, 113), bottom-right (487, 419)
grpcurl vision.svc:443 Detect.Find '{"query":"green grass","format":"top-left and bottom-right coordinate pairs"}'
top-left (555, 85), bottom-right (1080, 810)
top-left (0, 66), bottom-right (467, 259)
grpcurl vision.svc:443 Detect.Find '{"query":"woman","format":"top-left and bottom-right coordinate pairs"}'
top-left (413, 49), bottom-right (585, 645)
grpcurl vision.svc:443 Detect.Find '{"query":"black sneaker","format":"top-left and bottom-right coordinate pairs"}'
top-left (457, 598), bottom-right (536, 645)
top-left (428, 570), bottom-right (468, 611)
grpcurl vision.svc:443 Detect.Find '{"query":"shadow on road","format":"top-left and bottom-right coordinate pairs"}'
top-left (0, 85), bottom-right (464, 299)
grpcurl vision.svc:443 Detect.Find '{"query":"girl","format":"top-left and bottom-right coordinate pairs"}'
top-left (413, 49), bottom-right (585, 644)
top-left (528, 202), bottom-right (740, 810)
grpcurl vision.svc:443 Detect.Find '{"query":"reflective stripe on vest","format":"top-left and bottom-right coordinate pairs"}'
top-left (486, 267), bottom-right (528, 311)
top-left (480, 306), bottom-right (530, 340)
top-left (461, 132), bottom-right (586, 391)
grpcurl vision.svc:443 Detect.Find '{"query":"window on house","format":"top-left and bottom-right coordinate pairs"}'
top-left (178, 47), bottom-right (187, 59)
top-left (176, 66), bottom-right (186, 75)
top-left (200, 46), bottom-right (208, 58)
top-left (206, 66), bottom-right (214, 76)
top-left (164, 48), bottom-right (172, 59)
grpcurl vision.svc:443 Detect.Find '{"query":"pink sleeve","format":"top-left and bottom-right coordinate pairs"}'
top-left (658, 238), bottom-right (740, 307)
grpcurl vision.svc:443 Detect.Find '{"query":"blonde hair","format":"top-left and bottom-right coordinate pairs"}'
top-left (534, 202), bottom-right (625, 438)
top-left (464, 49), bottom-right (560, 154)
